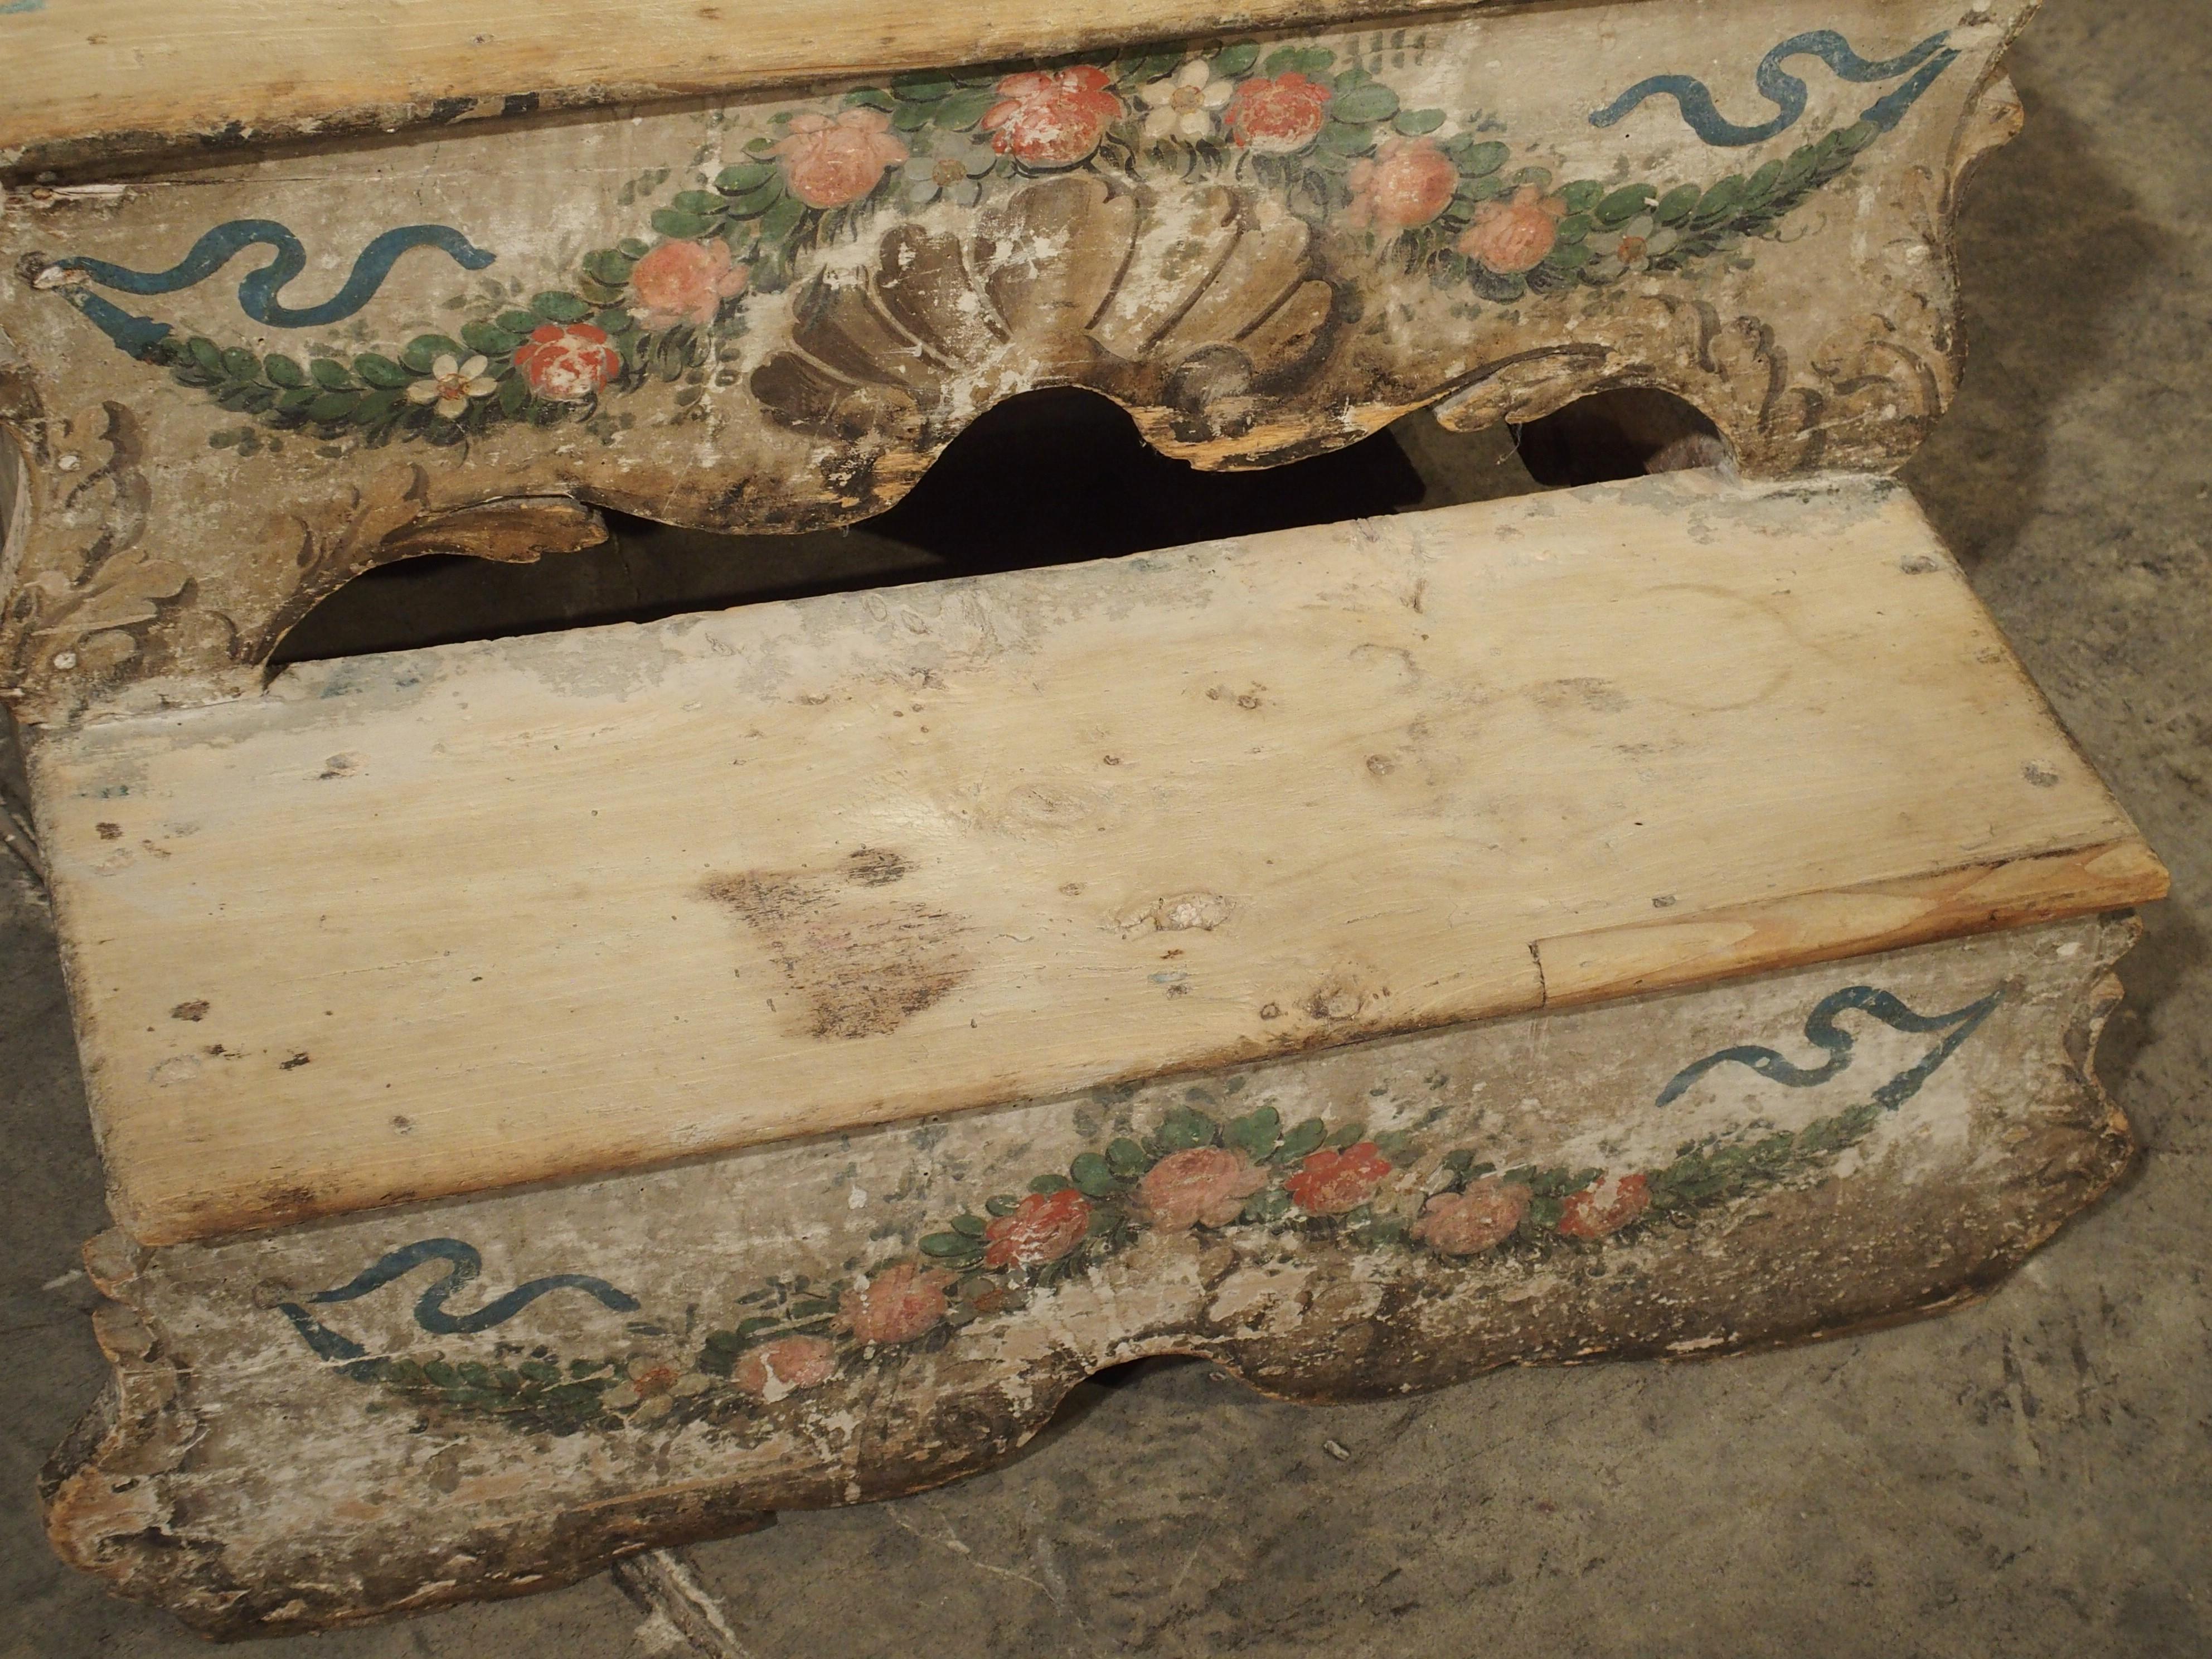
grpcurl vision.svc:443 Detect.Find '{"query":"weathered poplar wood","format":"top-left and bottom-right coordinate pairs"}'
top-left (25, 474), bottom-right (2165, 1244)
top-left (0, 0), bottom-right (1544, 177)
top-left (43, 914), bottom-right (2140, 1637)
top-left (1, 0), bottom-right (2038, 720)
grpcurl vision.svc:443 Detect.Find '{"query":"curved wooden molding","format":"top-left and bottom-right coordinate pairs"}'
top-left (0, 0), bottom-right (2037, 722)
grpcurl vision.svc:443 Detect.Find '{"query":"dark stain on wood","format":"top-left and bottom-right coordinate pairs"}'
top-left (700, 848), bottom-right (972, 1040)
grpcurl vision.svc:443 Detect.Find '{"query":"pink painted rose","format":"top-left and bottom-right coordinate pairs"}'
top-left (1138, 1147), bottom-right (1271, 1230)
top-left (1557, 1173), bottom-right (1652, 1239)
top-left (1411, 1179), bottom-right (1531, 1255)
top-left (1457, 185), bottom-right (1568, 274)
top-left (1286, 1141), bottom-right (1393, 1216)
top-left (840, 1262), bottom-right (953, 1345)
top-left (981, 66), bottom-right (1124, 168)
top-left (732, 1335), bottom-right (840, 1400)
top-left (512, 322), bottom-right (624, 402)
top-left (629, 237), bottom-right (750, 328)
top-left (1346, 137), bottom-right (1459, 232)
top-left (770, 108), bottom-right (910, 209)
top-left (983, 1187), bottom-right (1092, 1269)
top-left (1225, 71), bottom-right (1333, 154)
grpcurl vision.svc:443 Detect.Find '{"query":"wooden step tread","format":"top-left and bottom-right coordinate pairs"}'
top-left (1, 0), bottom-right (1532, 174)
top-left (31, 471), bottom-right (2165, 1243)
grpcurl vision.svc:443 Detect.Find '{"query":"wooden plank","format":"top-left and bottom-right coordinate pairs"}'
top-left (46, 914), bottom-right (2140, 1635)
top-left (0, 0), bottom-right (1528, 175)
top-left (28, 473), bottom-right (2165, 1244)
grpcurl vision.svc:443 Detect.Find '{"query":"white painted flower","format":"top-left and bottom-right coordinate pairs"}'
top-left (406, 352), bottom-right (498, 419)
top-left (1139, 59), bottom-right (1234, 142)
top-left (1587, 214), bottom-right (1682, 282)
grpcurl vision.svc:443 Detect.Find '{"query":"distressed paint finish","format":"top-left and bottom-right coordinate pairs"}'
top-left (0, 0), bottom-right (2034, 722)
top-left (45, 916), bottom-right (2136, 1637)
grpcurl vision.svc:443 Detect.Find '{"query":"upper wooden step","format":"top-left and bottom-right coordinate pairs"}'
top-left (0, 0), bottom-right (1519, 176)
top-left (31, 472), bottom-right (2165, 1244)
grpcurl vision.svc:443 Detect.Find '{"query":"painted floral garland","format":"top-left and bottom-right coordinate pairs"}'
top-left (117, 40), bottom-right (1896, 454)
top-left (304, 1005), bottom-right (1971, 1438)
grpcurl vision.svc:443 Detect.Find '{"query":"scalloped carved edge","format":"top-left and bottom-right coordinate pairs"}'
top-left (42, 915), bottom-right (2136, 1638)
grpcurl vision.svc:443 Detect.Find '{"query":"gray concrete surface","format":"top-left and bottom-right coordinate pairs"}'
top-left (4, 0), bottom-right (2208, 1650)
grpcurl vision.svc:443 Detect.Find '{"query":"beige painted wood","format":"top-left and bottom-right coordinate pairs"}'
top-left (28, 473), bottom-right (2165, 1244)
top-left (0, 0), bottom-right (1522, 173)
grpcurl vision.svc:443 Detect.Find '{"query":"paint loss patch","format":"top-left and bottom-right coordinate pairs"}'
top-left (700, 848), bottom-right (972, 1040)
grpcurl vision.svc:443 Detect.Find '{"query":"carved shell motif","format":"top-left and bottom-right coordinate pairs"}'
top-left (750, 176), bottom-right (1338, 448)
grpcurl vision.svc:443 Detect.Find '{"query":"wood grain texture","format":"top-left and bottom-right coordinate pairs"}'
top-left (0, 0), bottom-right (1531, 176)
top-left (26, 474), bottom-right (2164, 1244)
top-left (43, 915), bottom-right (2138, 1636)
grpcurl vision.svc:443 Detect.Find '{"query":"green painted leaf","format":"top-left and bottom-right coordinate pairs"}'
top-left (275, 384), bottom-right (322, 411)
top-left (353, 386), bottom-right (406, 424)
top-left (1154, 1106), bottom-right (1217, 1152)
top-left (725, 180), bottom-right (784, 219)
top-left (1836, 119), bottom-right (1880, 153)
top-left (920, 1230), bottom-right (982, 1258)
top-left (218, 346), bottom-right (260, 382)
top-left (1029, 1171), bottom-right (1075, 1194)
top-left (672, 189), bottom-right (727, 216)
top-left (530, 290), bottom-right (593, 323)
top-left (984, 1193), bottom-right (1022, 1217)
top-left (1241, 1186), bottom-right (1294, 1225)
top-left (715, 162), bottom-right (775, 197)
top-left (1225, 1105), bottom-right (1282, 1162)
top-left (186, 336), bottom-right (224, 376)
top-left (1652, 183), bottom-right (1703, 225)
top-left (215, 383), bottom-right (267, 413)
top-left (950, 1211), bottom-right (989, 1237)
top-left (1594, 182), bottom-right (1656, 225)
top-left (1105, 1137), bottom-right (1149, 1178)
top-left (1262, 45), bottom-right (1334, 77)
top-left (1328, 1122), bottom-right (1370, 1151)
top-left (845, 86), bottom-right (897, 111)
top-left (1276, 1117), bottom-right (1327, 1162)
top-left (760, 193), bottom-right (807, 242)
top-left (1692, 175), bottom-right (1747, 223)
top-left (1211, 42), bottom-right (1259, 76)
top-left (401, 334), bottom-right (464, 372)
top-left (1393, 106), bottom-right (1446, 136)
top-left (346, 353), bottom-right (406, 390)
top-left (583, 248), bottom-right (638, 288)
top-left (891, 70), bottom-right (957, 101)
top-left (934, 88), bottom-right (998, 129)
top-left (1069, 1152), bottom-right (1118, 1198)
top-left (892, 101), bottom-right (934, 132)
top-left (650, 208), bottom-right (721, 240)
top-left (460, 321), bottom-right (523, 357)
top-left (261, 353), bottom-right (307, 388)
top-left (1332, 82), bottom-right (1399, 124)
top-left (497, 373), bottom-right (529, 418)
top-left (1459, 140), bottom-right (1510, 178)
top-left (1317, 120), bottom-right (1373, 157)
top-left (1117, 51), bottom-right (1181, 85)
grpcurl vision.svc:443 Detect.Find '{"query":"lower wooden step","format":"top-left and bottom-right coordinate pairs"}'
top-left (49, 912), bottom-right (2137, 1636)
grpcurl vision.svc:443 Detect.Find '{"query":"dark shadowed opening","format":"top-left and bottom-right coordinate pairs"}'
top-left (272, 388), bottom-right (1452, 665)
top-left (1511, 387), bottom-right (1727, 487)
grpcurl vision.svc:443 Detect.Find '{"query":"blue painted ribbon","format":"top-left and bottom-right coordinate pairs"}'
top-left (45, 220), bottom-right (494, 356)
top-left (278, 1238), bottom-right (638, 1373)
top-left (1590, 29), bottom-right (1959, 147)
top-left (1655, 983), bottom-right (2004, 1112)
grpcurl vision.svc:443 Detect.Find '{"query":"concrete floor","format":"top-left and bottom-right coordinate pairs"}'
top-left (4, 0), bottom-right (2209, 1650)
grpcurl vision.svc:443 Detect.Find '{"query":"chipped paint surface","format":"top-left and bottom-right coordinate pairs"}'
top-left (45, 916), bottom-right (2136, 1636)
top-left (0, 0), bottom-right (2034, 722)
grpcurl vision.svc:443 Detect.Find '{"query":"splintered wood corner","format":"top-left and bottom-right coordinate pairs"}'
top-left (30, 472), bottom-right (2166, 1245)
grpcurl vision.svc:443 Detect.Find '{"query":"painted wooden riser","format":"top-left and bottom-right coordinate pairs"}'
top-left (47, 915), bottom-right (2135, 1637)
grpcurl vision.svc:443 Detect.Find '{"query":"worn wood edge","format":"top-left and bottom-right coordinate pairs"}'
top-left (40, 913), bottom-right (2145, 1638)
top-left (0, 0), bottom-right (1515, 181)
top-left (1537, 839), bottom-right (2170, 1007)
